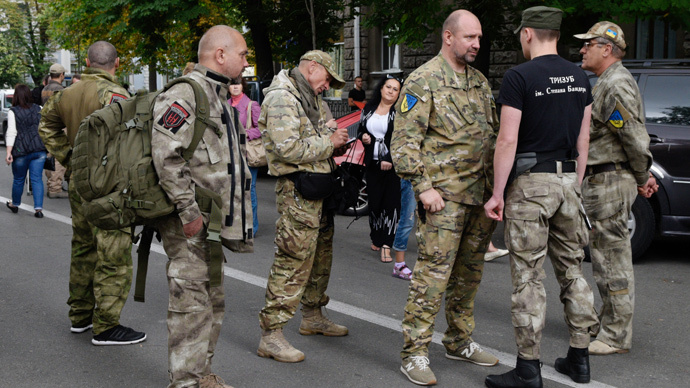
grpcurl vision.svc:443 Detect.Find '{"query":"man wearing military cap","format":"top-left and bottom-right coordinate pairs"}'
top-left (392, 9), bottom-right (500, 386)
top-left (257, 49), bottom-right (350, 363)
top-left (484, 6), bottom-right (598, 387)
top-left (41, 63), bottom-right (70, 198)
top-left (575, 21), bottom-right (657, 356)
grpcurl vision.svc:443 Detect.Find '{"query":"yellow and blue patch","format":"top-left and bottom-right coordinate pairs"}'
top-left (605, 28), bottom-right (618, 39)
top-left (608, 110), bottom-right (624, 128)
top-left (400, 94), bottom-right (418, 113)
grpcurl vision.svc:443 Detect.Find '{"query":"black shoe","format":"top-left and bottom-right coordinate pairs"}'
top-left (555, 346), bottom-right (590, 383)
top-left (34, 210), bottom-right (44, 218)
top-left (92, 325), bottom-right (146, 346)
top-left (6, 201), bottom-right (18, 213)
top-left (70, 321), bottom-right (93, 333)
top-left (485, 358), bottom-right (542, 388)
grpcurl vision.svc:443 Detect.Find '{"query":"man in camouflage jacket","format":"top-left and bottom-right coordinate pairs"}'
top-left (151, 26), bottom-right (252, 388)
top-left (575, 21), bottom-right (657, 356)
top-left (391, 10), bottom-right (499, 386)
top-left (41, 63), bottom-right (69, 198)
top-left (39, 41), bottom-right (145, 345)
top-left (256, 50), bottom-right (350, 363)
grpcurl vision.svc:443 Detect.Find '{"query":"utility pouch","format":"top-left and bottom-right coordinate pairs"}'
top-left (506, 152), bottom-right (538, 190)
top-left (287, 172), bottom-right (335, 200)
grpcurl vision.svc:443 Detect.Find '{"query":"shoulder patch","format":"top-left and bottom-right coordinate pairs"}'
top-left (159, 101), bottom-right (190, 134)
top-left (608, 110), bottom-right (624, 128)
top-left (109, 93), bottom-right (127, 104)
top-left (400, 94), bottom-right (418, 114)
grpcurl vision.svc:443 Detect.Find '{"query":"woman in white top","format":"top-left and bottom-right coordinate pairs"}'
top-left (357, 75), bottom-right (411, 279)
top-left (5, 84), bottom-right (47, 218)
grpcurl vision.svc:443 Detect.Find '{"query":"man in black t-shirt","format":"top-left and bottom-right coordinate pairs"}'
top-left (347, 76), bottom-right (366, 111)
top-left (484, 6), bottom-right (598, 388)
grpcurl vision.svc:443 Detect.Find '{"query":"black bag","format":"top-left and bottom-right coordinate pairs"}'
top-left (290, 172), bottom-right (335, 200)
top-left (44, 155), bottom-right (56, 171)
top-left (332, 162), bottom-right (365, 214)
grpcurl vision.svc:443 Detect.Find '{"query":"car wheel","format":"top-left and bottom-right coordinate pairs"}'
top-left (629, 195), bottom-right (655, 262)
top-left (341, 177), bottom-right (369, 216)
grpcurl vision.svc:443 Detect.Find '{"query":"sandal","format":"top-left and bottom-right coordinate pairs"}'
top-left (392, 264), bottom-right (413, 280)
top-left (380, 246), bottom-right (393, 263)
top-left (6, 201), bottom-right (18, 213)
top-left (371, 244), bottom-right (380, 251)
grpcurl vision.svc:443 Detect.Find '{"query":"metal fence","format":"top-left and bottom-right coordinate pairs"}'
top-left (325, 98), bottom-right (352, 119)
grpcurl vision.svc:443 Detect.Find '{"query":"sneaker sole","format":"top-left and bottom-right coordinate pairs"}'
top-left (400, 366), bottom-right (437, 386)
top-left (92, 334), bottom-right (146, 346)
top-left (445, 353), bottom-right (498, 366)
top-left (257, 348), bottom-right (305, 363)
top-left (70, 324), bottom-right (93, 333)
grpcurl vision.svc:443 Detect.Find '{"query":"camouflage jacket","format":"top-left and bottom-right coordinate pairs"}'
top-left (41, 80), bottom-right (64, 106)
top-left (259, 69), bottom-right (335, 176)
top-left (391, 53), bottom-right (499, 205)
top-left (589, 60), bottom-right (652, 185)
top-left (151, 64), bottom-right (253, 249)
top-left (38, 67), bottom-right (129, 166)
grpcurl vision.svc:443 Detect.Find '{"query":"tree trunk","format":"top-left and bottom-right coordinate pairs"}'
top-left (246, 0), bottom-right (275, 80)
top-left (148, 60), bottom-right (157, 92)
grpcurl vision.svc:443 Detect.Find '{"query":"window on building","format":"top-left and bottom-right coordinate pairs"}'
top-left (323, 42), bottom-right (344, 98)
top-left (382, 35), bottom-right (400, 70)
top-left (636, 18), bottom-right (678, 59)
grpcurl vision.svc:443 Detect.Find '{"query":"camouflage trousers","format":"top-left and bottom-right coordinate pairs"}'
top-left (504, 171), bottom-right (598, 360)
top-left (67, 179), bottom-right (133, 335)
top-left (45, 158), bottom-right (66, 193)
top-left (158, 213), bottom-right (226, 388)
top-left (259, 177), bottom-right (333, 331)
top-left (401, 201), bottom-right (495, 359)
top-left (583, 169), bottom-right (637, 350)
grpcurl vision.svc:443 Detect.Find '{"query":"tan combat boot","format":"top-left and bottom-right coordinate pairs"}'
top-left (299, 306), bottom-right (349, 336)
top-left (199, 374), bottom-right (233, 388)
top-left (257, 328), bottom-right (305, 363)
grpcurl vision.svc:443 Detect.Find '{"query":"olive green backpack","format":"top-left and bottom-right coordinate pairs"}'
top-left (71, 77), bottom-right (225, 302)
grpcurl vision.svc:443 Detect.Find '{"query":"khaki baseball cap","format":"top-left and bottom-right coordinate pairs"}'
top-left (574, 21), bottom-right (627, 50)
top-left (300, 50), bottom-right (345, 90)
top-left (49, 63), bottom-right (66, 75)
top-left (514, 6), bottom-right (563, 34)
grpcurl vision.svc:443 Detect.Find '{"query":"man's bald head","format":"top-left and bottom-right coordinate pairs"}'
top-left (197, 25), bottom-right (248, 80)
top-left (442, 9), bottom-right (479, 36)
top-left (87, 41), bottom-right (119, 71)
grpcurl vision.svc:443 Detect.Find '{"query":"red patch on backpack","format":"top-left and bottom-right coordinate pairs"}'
top-left (161, 102), bottom-right (190, 133)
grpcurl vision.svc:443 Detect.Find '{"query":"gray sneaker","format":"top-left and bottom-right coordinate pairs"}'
top-left (445, 341), bottom-right (498, 366)
top-left (401, 355), bottom-right (437, 386)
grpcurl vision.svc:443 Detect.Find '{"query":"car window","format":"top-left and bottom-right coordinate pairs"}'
top-left (643, 75), bottom-right (690, 126)
top-left (4, 94), bottom-right (11, 108)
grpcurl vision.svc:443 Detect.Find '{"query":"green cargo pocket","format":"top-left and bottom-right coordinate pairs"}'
top-left (82, 195), bottom-right (136, 230)
top-left (274, 204), bottom-right (320, 261)
top-left (505, 205), bottom-right (544, 253)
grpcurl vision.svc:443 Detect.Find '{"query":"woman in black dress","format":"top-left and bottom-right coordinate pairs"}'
top-left (357, 75), bottom-right (403, 263)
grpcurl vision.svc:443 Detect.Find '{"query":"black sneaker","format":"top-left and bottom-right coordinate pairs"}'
top-left (70, 321), bottom-right (93, 333)
top-left (92, 325), bottom-right (146, 346)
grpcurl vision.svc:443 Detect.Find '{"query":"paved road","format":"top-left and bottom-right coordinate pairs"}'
top-left (1, 166), bottom-right (688, 388)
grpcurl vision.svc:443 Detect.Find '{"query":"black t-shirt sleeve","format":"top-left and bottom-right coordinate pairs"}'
top-left (497, 69), bottom-right (524, 111)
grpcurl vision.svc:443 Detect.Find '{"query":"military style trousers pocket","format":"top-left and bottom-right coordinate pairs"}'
top-left (505, 205), bottom-right (545, 253)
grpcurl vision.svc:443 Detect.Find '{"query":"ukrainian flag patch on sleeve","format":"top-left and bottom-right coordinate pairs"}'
top-left (400, 94), bottom-right (418, 113)
top-left (608, 110), bottom-right (624, 128)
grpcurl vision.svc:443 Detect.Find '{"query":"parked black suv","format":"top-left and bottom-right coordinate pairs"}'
top-left (589, 59), bottom-right (690, 260)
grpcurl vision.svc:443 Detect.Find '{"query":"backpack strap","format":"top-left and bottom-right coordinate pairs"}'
top-left (133, 225), bottom-right (156, 303)
top-left (194, 186), bottom-right (224, 287)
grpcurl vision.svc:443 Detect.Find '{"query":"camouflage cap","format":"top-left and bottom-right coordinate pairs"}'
top-left (513, 6), bottom-right (563, 34)
top-left (300, 50), bottom-right (345, 89)
top-left (574, 21), bottom-right (627, 50)
top-left (49, 63), bottom-right (66, 75)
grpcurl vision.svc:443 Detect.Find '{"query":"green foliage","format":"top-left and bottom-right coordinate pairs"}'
top-left (0, 32), bottom-right (26, 88)
top-left (0, 0), bottom-right (54, 85)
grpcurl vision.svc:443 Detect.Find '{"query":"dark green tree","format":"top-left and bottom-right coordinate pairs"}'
top-left (0, 32), bottom-right (26, 88)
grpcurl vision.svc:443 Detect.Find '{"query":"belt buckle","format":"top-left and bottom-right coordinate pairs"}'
top-left (556, 161), bottom-right (563, 177)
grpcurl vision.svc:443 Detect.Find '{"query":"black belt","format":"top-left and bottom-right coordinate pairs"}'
top-left (530, 160), bottom-right (576, 174)
top-left (585, 162), bottom-right (630, 176)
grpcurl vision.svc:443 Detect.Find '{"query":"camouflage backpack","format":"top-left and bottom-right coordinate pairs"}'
top-left (71, 77), bottom-right (220, 230)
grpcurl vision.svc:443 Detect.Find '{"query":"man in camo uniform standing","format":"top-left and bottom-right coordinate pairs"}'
top-left (391, 10), bottom-right (500, 386)
top-left (257, 50), bottom-right (350, 363)
top-left (151, 26), bottom-right (253, 388)
top-left (39, 41), bottom-right (146, 345)
top-left (484, 7), bottom-right (599, 387)
top-left (41, 63), bottom-right (69, 199)
top-left (575, 22), bottom-right (657, 356)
